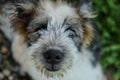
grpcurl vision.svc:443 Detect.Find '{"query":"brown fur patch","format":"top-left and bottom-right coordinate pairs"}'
top-left (82, 23), bottom-right (94, 46)
top-left (12, 21), bottom-right (27, 41)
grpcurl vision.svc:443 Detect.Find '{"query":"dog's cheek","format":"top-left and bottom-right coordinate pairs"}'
top-left (72, 37), bottom-right (82, 52)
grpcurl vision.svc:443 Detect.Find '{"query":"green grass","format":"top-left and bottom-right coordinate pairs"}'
top-left (93, 0), bottom-right (120, 80)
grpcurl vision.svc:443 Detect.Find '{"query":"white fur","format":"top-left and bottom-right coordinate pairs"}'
top-left (12, 35), bottom-right (105, 80)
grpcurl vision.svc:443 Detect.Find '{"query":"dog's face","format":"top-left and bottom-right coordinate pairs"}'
top-left (11, 0), bottom-right (95, 77)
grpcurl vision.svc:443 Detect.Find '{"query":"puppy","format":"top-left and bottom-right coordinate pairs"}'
top-left (0, 0), bottom-right (106, 80)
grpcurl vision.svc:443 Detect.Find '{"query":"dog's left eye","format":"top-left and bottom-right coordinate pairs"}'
top-left (65, 28), bottom-right (76, 38)
top-left (68, 30), bottom-right (76, 38)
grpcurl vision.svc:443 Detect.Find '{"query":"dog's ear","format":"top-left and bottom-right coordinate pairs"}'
top-left (11, 1), bottom-right (37, 42)
top-left (72, 0), bottom-right (95, 46)
top-left (15, 3), bottom-right (35, 22)
top-left (72, 0), bottom-right (95, 19)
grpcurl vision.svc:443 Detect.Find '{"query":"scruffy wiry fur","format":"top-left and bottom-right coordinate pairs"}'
top-left (0, 0), bottom-right (106, 80)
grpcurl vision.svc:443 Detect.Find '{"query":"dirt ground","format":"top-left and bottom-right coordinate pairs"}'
top-left (0, 30), bottom-right (32, 80)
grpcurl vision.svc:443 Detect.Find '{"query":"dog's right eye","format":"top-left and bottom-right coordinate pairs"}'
top-left (34, 23), bottom-right (47, 32)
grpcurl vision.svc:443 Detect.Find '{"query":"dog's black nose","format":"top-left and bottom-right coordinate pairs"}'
top-left (43, 49), bottom-right (64, 64)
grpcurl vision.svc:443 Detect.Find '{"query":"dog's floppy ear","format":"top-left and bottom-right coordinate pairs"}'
top-left (11, 1), bottom-right (37, 42)
top-left (72, 0), bottom-right (95, 19)
top-left (73, 0), bottom-right (95, 46)
top-left (16, 4), bottom-right (34, 19)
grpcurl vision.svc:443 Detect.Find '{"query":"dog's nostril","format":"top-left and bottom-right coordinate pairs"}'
top-left (43, 49), bottom-right (64, 64)
top-left (46, 55), bottom-right (52, 60)
top-left (55, 56), bottom-right (61, 60)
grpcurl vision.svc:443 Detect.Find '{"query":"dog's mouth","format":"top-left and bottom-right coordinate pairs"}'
top-left (46, 65), bottom-right (60, 72)
top-left (46, 68), bottom-right (59, 71)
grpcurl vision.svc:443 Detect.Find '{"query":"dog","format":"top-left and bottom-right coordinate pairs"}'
top-left (0, 0), bottom-right (106, 80)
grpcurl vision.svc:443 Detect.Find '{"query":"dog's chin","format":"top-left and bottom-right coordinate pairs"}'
top-left (35, 62), bottom-right (70, 77)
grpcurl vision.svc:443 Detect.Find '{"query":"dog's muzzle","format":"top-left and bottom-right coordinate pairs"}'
top-left (43, 49), bottom-right (64, 71)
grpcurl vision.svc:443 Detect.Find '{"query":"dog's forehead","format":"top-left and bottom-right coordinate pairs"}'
top-left (36, 1), bottom-right (79, 24)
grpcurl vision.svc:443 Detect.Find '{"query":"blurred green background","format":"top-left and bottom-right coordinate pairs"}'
top-left (93, 0), bottom-right (120, 80)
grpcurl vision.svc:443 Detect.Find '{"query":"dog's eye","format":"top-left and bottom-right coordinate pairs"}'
top-left (68, 30), bottom-right (75, 38)
top-left (27, 32), bottom-right (40, 44)
top-left (65, 28), bottom-right (76, 38)
top-left (35, 23), bottom-right (47, 32)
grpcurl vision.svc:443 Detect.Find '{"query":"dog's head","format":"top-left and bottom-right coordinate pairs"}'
top-left (11, 0), bottom-right (95, 77)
